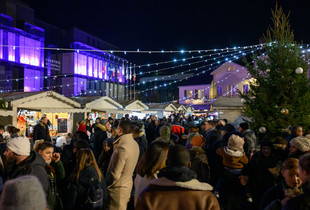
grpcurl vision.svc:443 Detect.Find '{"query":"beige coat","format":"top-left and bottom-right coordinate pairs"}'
top-left (136, 177), bottom-right (220, 210)
top-left (106, 133), bottom-right (140, 210)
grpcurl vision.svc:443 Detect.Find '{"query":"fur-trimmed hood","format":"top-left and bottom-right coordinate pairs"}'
top-left (149, 177), bottom-right (213, 191)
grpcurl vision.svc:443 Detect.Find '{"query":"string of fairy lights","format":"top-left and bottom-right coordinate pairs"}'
top-left (0, 47), bottom-right (259, 97)
top-left (0, 44), bottom-right (262, 83)
top-left (1, 41), bottom-right (310, 99)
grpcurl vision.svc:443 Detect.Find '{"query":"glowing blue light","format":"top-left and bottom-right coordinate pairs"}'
top-left (124, 51), bottom-right (127, 54)
top-left (161, 50), bottom-right (164, 53)
top-left (181, 50), bottom-right (185, 54)
top-left (110, 51), bottom-right (113, 53)
top-left (137, 49), bottom-right (140, 52)
top-left (182, 58), bottom-right (186, 61)
top-left (173, 59), bottom-right (177, 62)
top-left (140, 72), bottom-right (142, 75)
top-left (147, 64), bottom-right (150, 67)
top-left (77, 50), bottom-right (79, 53)
top-left (35, 76), bottom-right (38, 79)
top-left (198, 51), bottom-right (201, 53)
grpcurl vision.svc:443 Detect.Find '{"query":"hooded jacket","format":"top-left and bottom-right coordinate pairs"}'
top-left (6, 151), bottom-right (49, 193)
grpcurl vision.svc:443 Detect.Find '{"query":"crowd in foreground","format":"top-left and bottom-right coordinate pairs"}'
top-left (0, 114), bottom-right (310, 210)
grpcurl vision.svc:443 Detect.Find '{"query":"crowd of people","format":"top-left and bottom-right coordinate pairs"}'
top-left (0, 113), bottom-right (310, 209)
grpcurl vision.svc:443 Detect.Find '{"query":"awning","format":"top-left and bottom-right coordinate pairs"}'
top-left (140, 110), bottom-right (158, 114)
top-left (41, 108), bottom-right (90, 113)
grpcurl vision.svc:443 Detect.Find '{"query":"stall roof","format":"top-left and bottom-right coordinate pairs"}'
top-left (116, 100), bottom-right (148, 111)
top-left (147, 103), bottom-right (177, 112)
top-left (71, 96), bottom-right (123, 112)
top-left (0, 92), bottom-right (42, 101)
top-left (174, 104), bottom-right (187, 111)
top-left (0, 91), bottom-right (81, 110)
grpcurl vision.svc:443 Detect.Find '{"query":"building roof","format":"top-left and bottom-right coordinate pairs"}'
top-left (0, 92), bottom-right (42, 101)
top-left (210, 61), bottom-right (246, 76)
top-left (212, 97), bottom-right (243, 107)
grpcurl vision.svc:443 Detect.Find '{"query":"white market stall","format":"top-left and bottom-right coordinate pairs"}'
top-left (117, 100), bottom-right (156, 119)
top-left (175, 104), bottom-right (187, 114)
top-left (147, 103), bottom-right (178, 118)
top-left (0, 91), bottom-right (83, 136)
top-left (72, 96), bottom-right (125, 121)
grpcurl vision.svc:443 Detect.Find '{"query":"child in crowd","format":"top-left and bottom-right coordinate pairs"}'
top-left (215, 134), bottom-right (252, 202)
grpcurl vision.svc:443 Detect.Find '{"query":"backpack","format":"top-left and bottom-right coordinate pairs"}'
top-left (84, 183), bottom-right (104, 209)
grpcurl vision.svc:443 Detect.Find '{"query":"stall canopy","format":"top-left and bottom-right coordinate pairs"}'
top-left (175, 104), bottom-right (187, 112)
top-left (117, 100), bottom-right (149, 112)
top-left (186, 106), bottom-right (195, 113)
top-left (71, 96), bottom-right (124, 113)
top-left (147, 103), bottom-right (177, 112)
top-left (147, 103), bottom-right (178, 118)
top-left (0, 91), bottom-right (83, 126)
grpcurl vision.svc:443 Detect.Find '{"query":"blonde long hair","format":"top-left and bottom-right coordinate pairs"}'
top-left (72, 149), bottom-right (102, 183)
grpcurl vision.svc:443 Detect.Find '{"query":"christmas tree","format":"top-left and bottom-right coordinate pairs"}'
top-left (241, 4), bottom-right (310, 140)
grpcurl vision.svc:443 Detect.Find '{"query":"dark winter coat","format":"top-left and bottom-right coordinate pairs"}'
top-left (241, 129), bottom-right (257, 156)
top-left (189, 147), bottom-right (211, 183)
top-left (33, 122), bottom-right (51, 142)
top-left (145, 123), bottom-right (155, 144)
top-left (93, 127), bottom-right (107, 160)
top-left (134, 136), bottom-right (148, 162)
top-left (259, 181), bottom-right (302, 210)
top-left (6, 151), bottom-right (49, 193)
top-left (203, 128), bottom-right (222, 185)
top-left (72, 131), bottom-right (89, 144)
top-left (247, 151), bottom-right (278, 208)
top-left (65, 165), bottom-right (108, 210)
top-left (46, 160), bottom-right (65, 210)
top-left (283, 182), bottom-right (310, 210)
top-left (98, 149), bottom-right (113, 176)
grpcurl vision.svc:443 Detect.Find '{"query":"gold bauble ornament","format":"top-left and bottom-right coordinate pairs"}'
top-left (266, 69), bottom-right (271, 73)
top-left (281, 108), bottom-right (289, 115)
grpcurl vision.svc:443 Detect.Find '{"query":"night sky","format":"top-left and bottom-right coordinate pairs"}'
top-left (22, 0), bottom-right (310, 82)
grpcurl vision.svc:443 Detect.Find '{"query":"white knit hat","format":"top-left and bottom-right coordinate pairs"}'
top-left (227, 134), bottom-right (244, 152)
top-left (7, 137), bottom-right (30, 156)
top-left (290, 136), bottom-right (310, 152)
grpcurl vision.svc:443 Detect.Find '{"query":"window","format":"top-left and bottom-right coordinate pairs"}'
top-left (228, 85), bottom-right (236, 96)
top-left (188, 90), bottom-right (193, 99)
top-left (198, 89), bottom-right (204, 99)
top-left (243, 84), bottom-right (249, 93)
top-left (227, 65), bottom-right (236, 72)
top-left (217, 86), bottom-right (223, 96)
top-left (194, 90), bottom-right (198, 99)
top-left (184, 90), bottom-right (187, 98)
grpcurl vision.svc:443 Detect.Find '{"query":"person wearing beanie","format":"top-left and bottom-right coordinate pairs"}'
top-left (289, 136), bottom-right (310, 159)
top-left (248, 140), bottom-right (278, 208)
top-left (71, 121), bottom-right (89, 144)
top-left (185, 122), bottom-right (204, 149)
top-left (238, 122), bottom-right (257, 157)
top-left (93, 120), bottom-right (109, 160)
top-left (215, 134), bottom-right (252, 202)
top-left (4, 136), bottom-right (49, 193)
top-left (153, 126), bottom-right (174, 146)
top-left (0, 175), bottom-right (47, 210)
